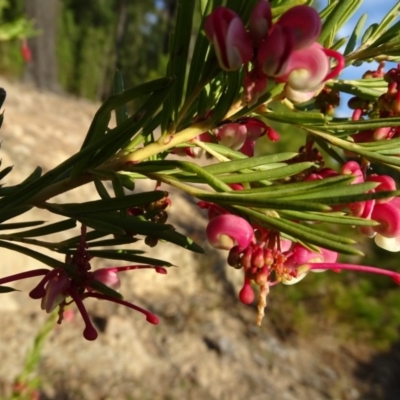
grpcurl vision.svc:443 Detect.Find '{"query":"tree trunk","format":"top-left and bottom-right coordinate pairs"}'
top-left (24, 0), bottom-right (60, 92)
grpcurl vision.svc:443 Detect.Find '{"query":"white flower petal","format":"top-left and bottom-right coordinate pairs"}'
top-left (374, 234), bottom-right (400, 252)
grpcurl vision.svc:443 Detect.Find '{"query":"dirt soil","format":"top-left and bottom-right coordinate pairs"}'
top-left (0, 76), bottom-right (399, 400)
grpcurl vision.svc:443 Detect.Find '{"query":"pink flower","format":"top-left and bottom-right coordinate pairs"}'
top-left (92, 268), bottom-right (121, 291)
top-left (214, 123), bottom-right (248, 150)
top-left (276, 43), bottom-right (344, 103)
top-left (276, 5), bottom-right (321, 50)
top-left (249, 0), bottom-right (272, 45)
top-left (204, 7), bottom-right (253, 71)
top-left (281, 244), bottom-right (338, 285)
top-left (0, 226), bottom-right (167, 341)
top-left (373, 197), bottom-right (400, 252)
top-left (206, 214), bottom-right (254, 251)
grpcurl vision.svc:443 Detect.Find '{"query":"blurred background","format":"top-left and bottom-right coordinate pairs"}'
top-left (0, 1), bottom-right (399, 399)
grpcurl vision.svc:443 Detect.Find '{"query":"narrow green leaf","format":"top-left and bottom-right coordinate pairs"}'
top-left (0, 286), bottom-right (19, 293)
top-left (89, 279), bottom-right (123, 299)
top-left (223, 162), bottom-right (314, 183)
top-left (211, 71), bottom-right (243, 125)
top-left (327, 80), bottom-right (385, 101)
top-left (238, 175), bottom-right (353, 195)
top-left (57, 230), bottom-right (109, 249)
top-left (153, 230), bottom-right (204, 253)
top-left (80, 249), bottom-right (173, 266)
top-left (113, 70), bottom-right (129, 126)
top-left (117, 174), bottom-right (135, 191)
top-left (271, 0), bottom-right (308, 17)
top-left (361, 23), bottom-right (378, 45)
top-left (331, 37), bottom-right (348, 51)
top-left (0, 165), bottom-right (13, 181)
top-left (79, 217), bottom-right (126, 235)
top-left (319, 0), bottom-right (361, 46)
top-left (94, 177), bottom-right (111, 200)
top-left (46, 191), bottom-right (166, 215)
top-left (88, 80), bottom-right (175, 169)
top-left (165, 0), bottom-right (195, 124)
top-left (86, 237), bottom-right (139, 247)
top-left (80, 213), bottom-right (172, 236)
top-left (0, 88), bottom-right (6, 109)
top-left (197, 192), bottom-right (330, 212)
top-left (278, 210), bottom-right (379, 226)
top-left (364, 2), bottom-right (400, 46)
top-left (11, 219), bottom-right (76, 238)
top-left (314, 136), bottom-right (346, 165)
top-left (80, 77), bottom-right (173, 151)
top-left (239, 208), bottom-right (363, 255)
top-left (185, 0), bottom-right (215, 101)
top-left (0, 205), bottom-right (32, 224)
top-left (177, 161), bottom-right (233, 192)
top-left (265, 110), bottom-right (326, 125)
top-left (344, 13), bottom-right (367, 55)
top-left (203, 153), bottom-right (298, 174)
top-left (279, 182), bottom-right (378, 202)
top-left (0, 220), bottom-right (45, 231)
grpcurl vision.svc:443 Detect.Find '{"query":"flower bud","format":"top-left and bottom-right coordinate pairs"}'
top-left (206, 214), bottom-right (254, 251)
top-left (249, 0), bottom-right (272, 45)
top-left (215, 123), bottom-right (248, 150)
top-left (205, 7), bottom-right (253, 71)
top-left (93, 268), bottom-right (121, 291)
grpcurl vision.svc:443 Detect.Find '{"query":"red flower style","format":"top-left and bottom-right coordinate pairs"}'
top-left (0, 226), bottom-right (167, 340)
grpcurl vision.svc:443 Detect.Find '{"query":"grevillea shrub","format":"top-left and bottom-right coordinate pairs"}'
top-left (1, 0), bottom-right (400, 340)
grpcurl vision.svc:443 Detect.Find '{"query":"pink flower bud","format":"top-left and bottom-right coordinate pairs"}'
top-left (205, 7), bottom-right (253, 71)
top-left (244, 118), bottom-right (268, 140)
top-left (239, 277), bottom-right (255, 304)
top-left (206, 214), bottom-right (254, 251)
top-left (341, 161), bottom-right (364, 183)
top-left (267, 127), bottom-right (280, 142)
top-left (215, 123), bottom-right (248, 150)
top-left (277, 6), bottom-right (321, 50)
top-left (371, 202), bottom-right (400, 238)
top-left (242, 246), bottom-right (253, 269)
top-left (92, 268), bottom-right (121, 291)
top-left (276, 42), bottom-right (330, 92)
top-left (41, 273), bottom-right (70, 313)
top-left (368, 174), bottom-right (396, 203)
top-left (293, 243), bottom-right (324, 264)
top-left (238, 138), bottom-right (255, 157)
top-left (249, 0), bottom-right (272, 45)
top-left (252, 246), bottom-right (265, 269)
top-left (374, 126), bottom-right (392, 141)
top-left (258, 24), bottom-right (293, 76)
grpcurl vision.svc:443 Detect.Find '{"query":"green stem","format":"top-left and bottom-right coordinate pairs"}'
top-left (192, 139), bottom-right (231, 162)
top-left (146, 172), bottom-right (210, 197)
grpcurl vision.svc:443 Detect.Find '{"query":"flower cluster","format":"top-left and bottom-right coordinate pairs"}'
top-left (205, 1), bottom-right (344, 103)
top-left (0, 226), bottom-right (166, 340)
top-left (204, 206), bottom-right (400, 326)
top-left (340, 161), bottom-right (400, 251)
top-left (174, 117), bottom-right (279, 158)
top-left (350, 63), bottom-right (400, 142)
